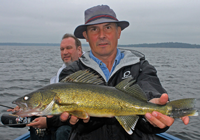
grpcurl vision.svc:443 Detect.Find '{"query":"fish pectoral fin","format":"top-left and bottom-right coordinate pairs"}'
top-left (54, 96), bottom-right (78, 107)
top-left (69, 111), bottom-right (89, 119)
top-left (54, 99), bottom-right (88, 119)
top-left (55, 102), bottom-right (78, 106)
top-left (41, 99), bottom-right (55, 115)
top-left (115, 115), bottom-right (139, 135)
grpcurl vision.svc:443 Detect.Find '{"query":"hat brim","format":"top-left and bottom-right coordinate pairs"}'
top-left (74, 18), bottom-right (129, 39)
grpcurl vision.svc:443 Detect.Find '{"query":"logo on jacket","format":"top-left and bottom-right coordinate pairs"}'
top-left (122, 71), bottom-right (132, 79)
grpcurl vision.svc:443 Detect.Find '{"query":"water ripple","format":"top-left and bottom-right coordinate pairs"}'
top-left (0, 46), bottom-right (200, 139)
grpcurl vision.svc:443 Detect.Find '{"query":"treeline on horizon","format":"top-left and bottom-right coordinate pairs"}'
top-left (118, 42), bottom-right (200, 48)
top-left (0, 42), bottom-right (200, 48)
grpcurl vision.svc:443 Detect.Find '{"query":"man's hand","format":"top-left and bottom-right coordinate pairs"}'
top-left (60, 112), bottom-right (90, 125)
top-left (27, 117), bottom-right (47, 129)
top-left (145, 93), bottom-right (190, 128)
top-left (7, 106), bottom-right (20, 112)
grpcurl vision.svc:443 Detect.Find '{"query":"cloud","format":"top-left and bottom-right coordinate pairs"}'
top-left (0, 0), bottom-right (199, 44)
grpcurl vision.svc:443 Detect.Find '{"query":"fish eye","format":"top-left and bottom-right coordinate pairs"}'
top-left (24, 96), bottom-right (29, 101)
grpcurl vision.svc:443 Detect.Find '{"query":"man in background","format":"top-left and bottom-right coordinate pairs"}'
top-left (50, 33), bottom-right (83, 83)
top-left (10, 33), bottom-right (83, 140)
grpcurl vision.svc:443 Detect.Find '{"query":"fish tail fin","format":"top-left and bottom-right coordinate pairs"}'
top-left (167, 98), bottom-right (198, 118)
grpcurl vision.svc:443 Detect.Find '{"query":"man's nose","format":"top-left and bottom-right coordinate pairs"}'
top-left (63, 49), bottom-right (69, 54)
top-left (99, 29), bottom-right (106, 39)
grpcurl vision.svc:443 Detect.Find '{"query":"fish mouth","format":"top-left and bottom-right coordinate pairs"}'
top-left (12, 100), bottom-right (27, 110)
top-left (12, 99), bottom-right (55, 117)
top-left (12, 101), bottom-right (43, 117)
top-left (13, 108), bottom-right (42, 117)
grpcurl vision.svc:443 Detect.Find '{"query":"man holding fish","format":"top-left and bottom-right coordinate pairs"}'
top-left (28, 33), bottom-right (83, 140)
top-left (8, 33), bottom-right (83, 140)
top-left (57, 5), bottom-right (190, 140)
top-left (11, 4), bottom-right (195, 140)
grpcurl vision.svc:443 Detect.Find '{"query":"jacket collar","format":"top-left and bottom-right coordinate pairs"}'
top-left (79, 48), bottom-right (144, 81)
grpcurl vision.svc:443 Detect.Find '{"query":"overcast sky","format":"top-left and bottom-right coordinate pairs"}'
top-left (0, 0), bottom-right (199, 45)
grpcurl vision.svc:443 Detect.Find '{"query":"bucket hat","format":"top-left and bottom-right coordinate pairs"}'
top-left (74, 5), bottom-right (129, 39)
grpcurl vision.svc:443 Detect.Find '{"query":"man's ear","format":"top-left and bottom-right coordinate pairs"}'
top-left (77, 46), bottom-right (82, 57)
top-left (83, 31), bottom-right (88, 42)
top-left (117, 26), bottom-right (121, 39)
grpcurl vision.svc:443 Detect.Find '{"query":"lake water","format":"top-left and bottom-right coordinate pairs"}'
top-left (0, 45), bottom-right (199, 140)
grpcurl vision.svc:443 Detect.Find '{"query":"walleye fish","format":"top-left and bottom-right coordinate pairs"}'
top-left (12, 70), bottom-right (198, 135)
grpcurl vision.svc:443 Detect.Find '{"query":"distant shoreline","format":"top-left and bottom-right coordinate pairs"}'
top-left (0, 42), bottom-right (200, 48)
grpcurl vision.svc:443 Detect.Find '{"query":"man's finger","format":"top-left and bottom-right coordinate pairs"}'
top-left (69, 116), bottom-right (79, 125)
top-left (7, 106), bottom-right (20, 112)
top-left (159, 93), bottom-right (168, 105)
top-left (145, 112), bottom-right (174, 129)
top-left (33, 118), bottom-right (40, 122)
top-left (152, 111), bottom-right (174, 127)
top-left (27, 121), bottom-right (38, 126)
top-left (60, 112), bottom-right (70, 122)
top-left (181, 116), bottom-right (189, 125)
top-left (145, 113), bottom-right (166, 129)
top-left (83, 116), bottom-right (90, 123)
top-left (7, 109), bottom-right (12, 112)
top-left (149, 93), bottom-right (168, 105)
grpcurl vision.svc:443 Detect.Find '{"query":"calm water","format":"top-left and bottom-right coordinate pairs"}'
top-left (0, 45), bottom-right (199, 140)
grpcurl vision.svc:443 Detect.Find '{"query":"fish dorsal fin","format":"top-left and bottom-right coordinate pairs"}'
top-left (115, 78), bottom-right (147, 101)
top-left (115, 115), bottom-right (139, 135)
top-left (61, 70), bottom-right (104, 85)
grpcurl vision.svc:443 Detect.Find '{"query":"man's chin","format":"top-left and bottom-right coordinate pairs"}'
top-left (64, 61), bottom-right (72, 66)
